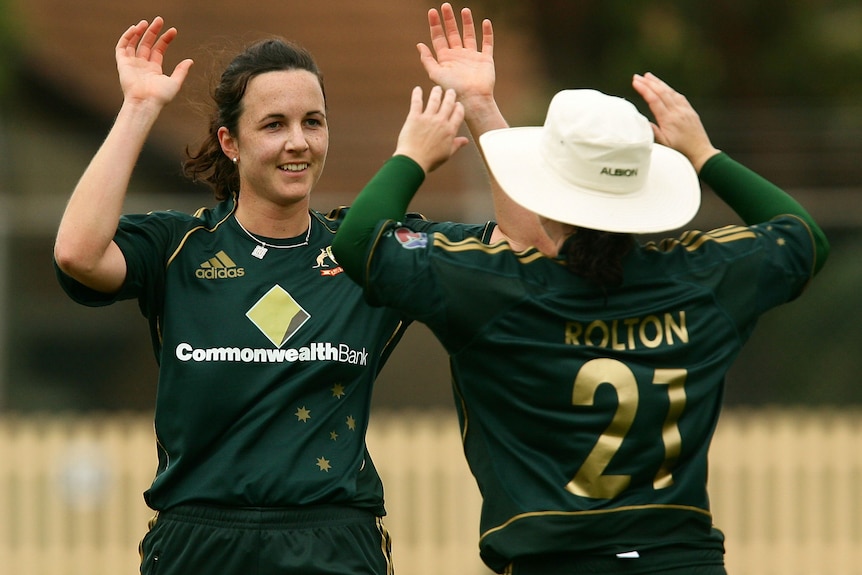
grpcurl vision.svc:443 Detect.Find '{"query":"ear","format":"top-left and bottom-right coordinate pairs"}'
top-left (218, 126), bottom-right (238, 161)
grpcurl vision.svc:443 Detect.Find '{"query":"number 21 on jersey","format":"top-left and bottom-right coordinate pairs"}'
top-left (566, 358), bottom-right (687, 499)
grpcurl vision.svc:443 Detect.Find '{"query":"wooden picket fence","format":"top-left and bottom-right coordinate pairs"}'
top-left (1, 409), bottom-right (861, 575)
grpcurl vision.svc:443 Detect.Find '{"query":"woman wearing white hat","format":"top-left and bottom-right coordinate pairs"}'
top-left (333, 7), bottom-right (829, 575)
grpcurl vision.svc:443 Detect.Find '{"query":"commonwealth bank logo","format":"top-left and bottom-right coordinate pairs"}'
top-left (196, 250), bottom-right (245, 279)
top-left (246, 285), bottom-right (311, 347)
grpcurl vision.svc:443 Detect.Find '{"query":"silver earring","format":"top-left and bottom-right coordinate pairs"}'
top-left (232, 157), bottom-right (238, 164)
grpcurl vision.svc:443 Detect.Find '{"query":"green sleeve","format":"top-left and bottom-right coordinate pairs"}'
top-left (699, 152), bottom-right (830, 274)
top-left (332, 155), bottom-right (426, 284)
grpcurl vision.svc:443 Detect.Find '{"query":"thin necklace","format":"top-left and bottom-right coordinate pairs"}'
top-left (234, 214), bottom-right (312, 259)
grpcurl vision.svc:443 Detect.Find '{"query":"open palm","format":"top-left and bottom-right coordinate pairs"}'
top-left (418, 4), bottom-right (495, 101)
top-left (115, 17), bottom-right (193, 107)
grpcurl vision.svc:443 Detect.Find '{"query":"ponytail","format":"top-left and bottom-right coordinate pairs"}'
top-left (561, 228), bottom-right (634, 289)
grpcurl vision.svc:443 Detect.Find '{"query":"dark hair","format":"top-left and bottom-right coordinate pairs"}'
top-left (183, 39), bottom-right (326, 200)
top-left (561, 228), bottom-right (634, 290)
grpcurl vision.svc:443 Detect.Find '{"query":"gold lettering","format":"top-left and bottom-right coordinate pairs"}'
top-left (565, 322), bottom-right (583, 345)
top-left (652, 369), bottom-right (687, 489)
top-left (585, 320), bottom-right (609, 347)
top-left (565, 312), bottom-right (689, 351)
top-left (639, 316), bottom-right (663, 348)
top-left (611, 320), bottom-right (626, 350)
top-left (664, 311), bottom-right (688, 344)
top-left (623, 318), bottom-right (639, 349)
top-left (567, 358), bottom-right (637, 498)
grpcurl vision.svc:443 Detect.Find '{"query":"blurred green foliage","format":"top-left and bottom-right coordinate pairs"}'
top-left (0, 0), bottom-right (23, 99)
top-left (474, 0), bottom-right (862, 106)
top-left (725, 228), bottom-right (862, 406)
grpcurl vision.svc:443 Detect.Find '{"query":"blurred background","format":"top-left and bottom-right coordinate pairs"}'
top-left (1, 0), bottom-right (861, 412)
top-left (0, 1), bottom-right (861, 574)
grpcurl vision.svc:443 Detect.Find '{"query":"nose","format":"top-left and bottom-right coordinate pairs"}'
top-left (284, 124), bottom-right (310, 152)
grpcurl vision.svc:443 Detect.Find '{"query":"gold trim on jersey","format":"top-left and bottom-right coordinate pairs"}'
top-left (153, 201), bottom-right (237, 348)
top-left (380, 320), bottom-right (407, 363)
top-left (645, 224), bottom-right (757, 253)
top-left (166, 206), bottom-right (236, 269)
top-left (451, 376), bottom-right (470, 444)
top-left (479, 503), bottom-right (713, 544)
top-left (353, 223), bottom-right (410, 362)
top-left (432, 234), bottom-right (547, 264)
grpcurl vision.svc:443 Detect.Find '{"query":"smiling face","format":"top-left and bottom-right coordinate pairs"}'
top-left (219, 69), bottom-right (328, 209)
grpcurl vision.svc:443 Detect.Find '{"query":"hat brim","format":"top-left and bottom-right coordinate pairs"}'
top-left (479, 127), bottom-right (701, 234)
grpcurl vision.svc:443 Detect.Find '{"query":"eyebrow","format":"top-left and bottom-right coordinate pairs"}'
top-left (258, 110), bottom-right (326, 123)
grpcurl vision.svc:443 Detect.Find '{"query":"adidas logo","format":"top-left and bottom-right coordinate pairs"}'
top-left (196, 250), bottom-right (246, 279)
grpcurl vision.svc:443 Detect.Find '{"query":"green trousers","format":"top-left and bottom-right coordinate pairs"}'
top-left (139, 504), bottom-right (394, 575)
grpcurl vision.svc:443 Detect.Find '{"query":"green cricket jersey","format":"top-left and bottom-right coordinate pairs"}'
top-left (55, 195), bottom-right (492, 514)
top-left (356, 165), bottom-right (818, 572)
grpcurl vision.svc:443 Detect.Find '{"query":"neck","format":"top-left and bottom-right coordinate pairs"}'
top-left (539, 218), bottom-right (577, 257)
top-left (235, 197), bottom-right (310, 239)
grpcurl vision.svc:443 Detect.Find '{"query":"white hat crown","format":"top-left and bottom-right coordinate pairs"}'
top-left (540, 90), bottom-right (654, 196)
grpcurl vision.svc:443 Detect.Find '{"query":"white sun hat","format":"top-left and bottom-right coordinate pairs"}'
top-left (479, 89), bottom-right (701, 234)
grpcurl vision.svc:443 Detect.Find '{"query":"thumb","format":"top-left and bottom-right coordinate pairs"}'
top-left (452, 136), bottom-right (470, 155)
top-left (170, 58), bottom-right (194, 85)
top-left (417, 43), bottom-right (438, 73)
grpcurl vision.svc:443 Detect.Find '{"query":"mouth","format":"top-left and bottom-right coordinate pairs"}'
top-left (279, 163), bottom-right (309, 172)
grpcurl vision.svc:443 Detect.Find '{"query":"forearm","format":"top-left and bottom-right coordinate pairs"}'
top-left (332, 155), bottom-right (426, 283)
top-left (700, 152), bottom-right (829, 273)
top-left (54, 100), bottom-right (161, 284)
top-left (464, 96), bottom-right (554, 252)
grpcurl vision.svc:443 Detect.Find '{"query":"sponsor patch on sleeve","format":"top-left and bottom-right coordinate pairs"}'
top-left (394, 227), bottom-right (428, 250)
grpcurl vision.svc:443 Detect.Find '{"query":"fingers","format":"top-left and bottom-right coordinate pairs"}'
top-left (151, 26), bottom-right (180, 65)
top-left (170, 58), bottom-right (195, 84)
top-left (632, 73), bottom-right (717, 169)
top-left (481, 18), bottom-right (494, 57)
top-left (116, 16), bottom-right (177, 62)
top-left (423, 86), bottom-right (462, 120)
top-left (396, 85), bottom-right (466, 172)
top-left (441, 88), bottom-right (463, 122)
top-left (635, 73), bottom-right (691, 114)
top-left (428, 4), bottom-right (484, 53)
top-left (116, 20), bottom-right (148, 55)
top-left (409, 85), bottom-right (453, 116)
top-left (634, 72), bottom-right (689, 131)
top-left (427, 7), bottom-right (449, 55)
top-left (135, 16), bottom-right (165, 60)
top-left (416, 42), bottom-right (440, 78)
top-left (440, 3), bottom-right (463, 49)
top-left (409, 85), bottom-right (425, 117)
top-left (632, 73), bottom-right (667, 117)
top-left (426, 84), bottom-right (444, 113)
top-left (404, 86), bottom-right (464, 134)
top-left (459, 7), bottom-right (477, 51)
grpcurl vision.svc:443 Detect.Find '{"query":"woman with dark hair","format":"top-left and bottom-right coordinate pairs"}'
top-left (182, 37), bottom-right (326, 201)
top-left (52, 16), bottom-right (481, 575)
top-left (332, 6), bottom-right (829, 574)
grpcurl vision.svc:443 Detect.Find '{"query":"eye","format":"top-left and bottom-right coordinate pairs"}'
top-left (265, 121), bottom-right (283, 130)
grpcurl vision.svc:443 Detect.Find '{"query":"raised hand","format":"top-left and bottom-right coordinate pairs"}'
top-left (394, 86), bottom-right (469, 174)
top-left (632, 73), bottom-right (720, 172)
top-left (115, 17), bottom-right (194, 108)
top-left (417, 3), bottom-right (495, 105)
top-left (417, 5), bottom-right (553, 253)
